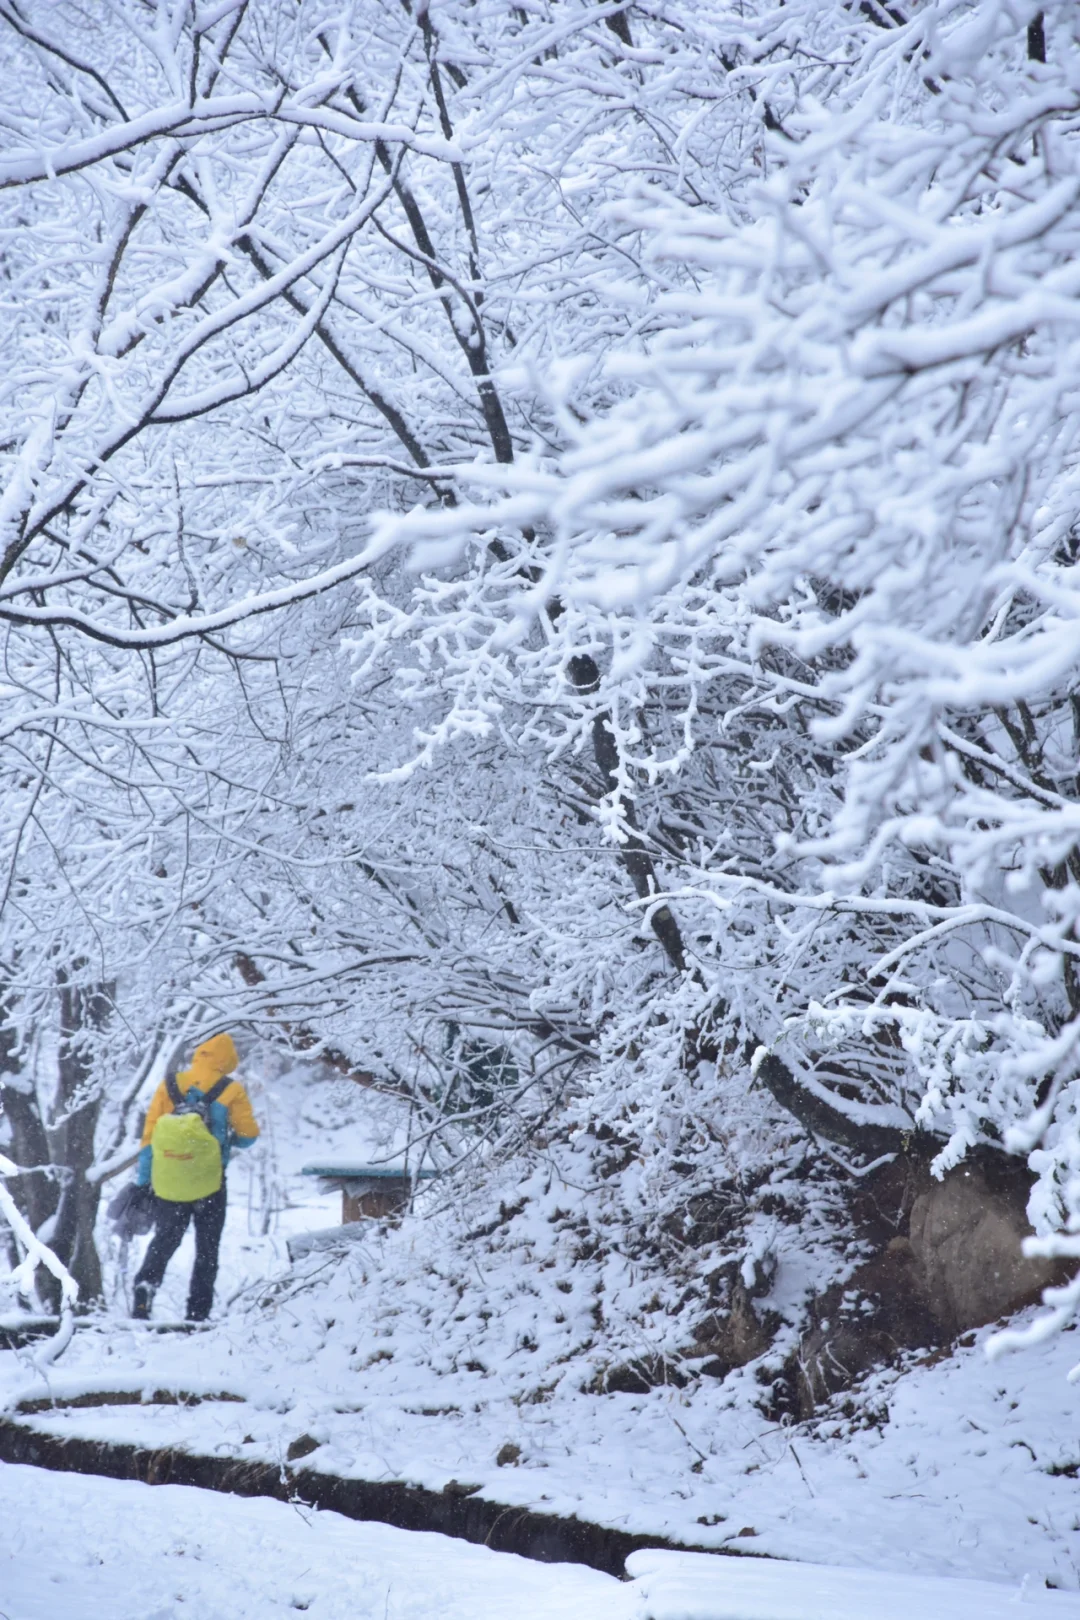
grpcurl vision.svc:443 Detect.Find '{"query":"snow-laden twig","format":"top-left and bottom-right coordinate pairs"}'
top-left (0, 1152), bottom-right (79, 1371)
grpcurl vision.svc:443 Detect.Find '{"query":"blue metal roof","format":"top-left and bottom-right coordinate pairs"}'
top-left (300, 1163), bottom-right (438, 1180)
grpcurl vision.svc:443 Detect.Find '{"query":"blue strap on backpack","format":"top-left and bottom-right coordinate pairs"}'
top-left (165, 1071), bottom-right (231, 1121)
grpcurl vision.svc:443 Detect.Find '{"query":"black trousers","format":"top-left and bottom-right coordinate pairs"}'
top-left (134, 1184), bottom-right (226, 1320)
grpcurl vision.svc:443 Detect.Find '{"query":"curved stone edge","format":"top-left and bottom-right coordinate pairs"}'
top-left (0, 1415), bottom-right (736, 1576)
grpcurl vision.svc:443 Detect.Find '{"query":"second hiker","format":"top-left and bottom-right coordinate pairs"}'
top-left (131, 1032), bottom-right (259, 1322)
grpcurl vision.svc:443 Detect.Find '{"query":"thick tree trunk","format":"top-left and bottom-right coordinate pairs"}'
top-left (42, 979), bottom-right (112, 1306)
top-left (0, 996), bottom-right (63, 1305)
top-left (752, 1052), bottom-right (905, 1159)
top-left (1, 1084), bottom-right (58, 1238)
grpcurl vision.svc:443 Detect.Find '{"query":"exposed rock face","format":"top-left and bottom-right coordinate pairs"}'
top-left (792, 1237), bottom-right (939, 1417)
top-left (907, 1153), bottom-right (1061, 1338)
top-left (691, 1145), bottom-right (1071, 1418)
top-left (691, 1267), bottom-right (777, 1380)
top-left (787, 1148), bottom-right (1072, 1415)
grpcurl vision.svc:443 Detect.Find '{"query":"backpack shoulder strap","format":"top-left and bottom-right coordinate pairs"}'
top-left (204, 1076), bottom-right (232, 1108)
top-left (164, 1071), bottom-right (184, 1110)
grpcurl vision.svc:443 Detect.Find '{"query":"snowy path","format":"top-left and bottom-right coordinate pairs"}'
top-left (4, 1462), bottom-right (1080, 1620)
top-left (1, 1462), bottom-right (614, 1620)
top-left (9, 1311), bottom-right (1080, 1590)
top-left (9, 1067), bottom-right (1080, 1609)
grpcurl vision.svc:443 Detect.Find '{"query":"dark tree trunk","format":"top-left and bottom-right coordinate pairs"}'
top-left (1, 1084), bottom-right (58, 1237)
top-left (567, 654), bottom-right (688, 973)
top-left (0, 997), bottom-right (61, 1231)
top-left (43, 978), bottom-right (112, 1306)
top-left (1028, 12), bottom-right (1046, 63)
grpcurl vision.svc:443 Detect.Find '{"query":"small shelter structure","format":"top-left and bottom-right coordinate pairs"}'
top-left (300, 1162), bottom-right (436, 1225)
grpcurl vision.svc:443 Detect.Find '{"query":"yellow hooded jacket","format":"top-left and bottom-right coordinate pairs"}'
top-left (136, 1034), bottom-right (259, 1189)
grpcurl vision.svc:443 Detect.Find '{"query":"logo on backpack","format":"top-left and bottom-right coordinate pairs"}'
top-left (150, 1072), bottom-right (231, 1202)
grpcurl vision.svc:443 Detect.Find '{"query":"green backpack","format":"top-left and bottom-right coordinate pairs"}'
top-left (150, 1073), bottom-right (231, 1202)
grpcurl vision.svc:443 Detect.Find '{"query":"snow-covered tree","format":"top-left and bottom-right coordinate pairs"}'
top-left (346, 2), bottom-right (1080, 1331)
top-left (6, 0), bottom-right (1080, 1364)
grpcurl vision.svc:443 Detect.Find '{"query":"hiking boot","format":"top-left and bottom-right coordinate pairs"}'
top-left (131, 1281), bottom-right (155, 1320)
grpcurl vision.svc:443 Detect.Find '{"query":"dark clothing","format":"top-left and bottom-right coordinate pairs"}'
top-left (133, 1184), bottom-right (227, 1321)
top-left (107, 1181), bottom-right (158, 1239)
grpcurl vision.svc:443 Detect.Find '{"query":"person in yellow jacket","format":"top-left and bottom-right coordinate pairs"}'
top-left (131, 1033), bottom-right (259, 1322)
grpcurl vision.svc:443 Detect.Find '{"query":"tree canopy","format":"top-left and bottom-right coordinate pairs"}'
top-left (2, 0), bottom-right (1079, 1354)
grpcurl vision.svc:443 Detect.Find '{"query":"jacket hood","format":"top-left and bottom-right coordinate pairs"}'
top-left (186, 1032), bottom-right (238, 1086)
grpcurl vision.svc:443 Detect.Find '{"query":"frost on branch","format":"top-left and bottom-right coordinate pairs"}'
top-left (361, 2), bottom-right (1080, 1343)
top-left (0, 1152), bottom-right (78, 1367)
top-left (2, 0), bottom-right (1080, 1385)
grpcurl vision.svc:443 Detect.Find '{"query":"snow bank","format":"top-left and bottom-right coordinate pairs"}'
top-left (5, 1462), bottom-right (1080, 1620)
top-left (627, 1550), bottom-right (1080, 1620)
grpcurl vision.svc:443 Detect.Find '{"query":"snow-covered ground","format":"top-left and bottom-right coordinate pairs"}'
top-left (6, 1058), bottom-right (1080, 1600)
top-left (7, 1310), bottom-right (1080, 1590)
top-left (4, 1461), bottom-right (1080, 1620)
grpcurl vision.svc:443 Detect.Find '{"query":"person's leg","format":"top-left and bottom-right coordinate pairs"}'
top-left (186, 1184), bottom-right (227, 1321)
top-left (132, 1199), bottom-right (191, 1318)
